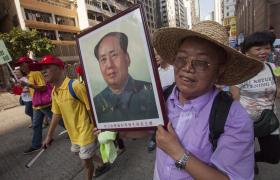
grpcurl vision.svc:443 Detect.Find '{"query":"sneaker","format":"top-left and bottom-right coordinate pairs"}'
top-left (23, 147), bottom-right (40, 155)
top-left (94, 163), bottom-right (111, 177)
top-left (147, 140), bottom-right (156, 152)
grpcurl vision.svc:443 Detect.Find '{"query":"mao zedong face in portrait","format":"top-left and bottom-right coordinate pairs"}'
top-left (93, 32), bottom-right (159, 123)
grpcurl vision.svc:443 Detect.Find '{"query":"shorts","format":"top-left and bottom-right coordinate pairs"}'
top-left (70, 141), bottom-right (98, 160)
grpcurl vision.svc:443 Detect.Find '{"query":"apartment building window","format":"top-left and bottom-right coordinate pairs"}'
top-left (33, 29), bottom-right (56, 40)
top-left (102, 2), bottom-right (109, 11)
top-left (55, 15), bottom-right (75, 26)
top-left (58, 31), bottom-right (76, 41)
top-left (93, 1), bottom-right (101, 8)
top-left (96, 15), bottom-right (103, 22)
top-left (36, 0), bottom-right (71, 9)
top-left (110, 5), bottom-right (116, 13)
top-left (88, 10), bottom-right (96, 20)
top-left (25, 9), bottom-right (53, 23)
top-left (88, 10), bottom-right (104, 22)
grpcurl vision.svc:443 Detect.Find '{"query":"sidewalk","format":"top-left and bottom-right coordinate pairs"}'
top-left (0, 92), bottom-right (19, 111)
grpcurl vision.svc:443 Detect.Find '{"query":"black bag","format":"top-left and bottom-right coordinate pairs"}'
top-left (254, 63), bottom-right (279, 137)
top-left (19, 96), bottom-right (24, 106)
top-left (254, 109), bottom-right (279, 137)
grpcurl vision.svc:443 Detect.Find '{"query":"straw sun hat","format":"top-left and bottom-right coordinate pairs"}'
top-left (153, 21), bottom-right (263, 86)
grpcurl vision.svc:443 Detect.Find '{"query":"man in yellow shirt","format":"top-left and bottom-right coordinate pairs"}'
top-left (40, 55), bottom-right (107, 180)
top-left (17, 57), bottom-right (54, 154)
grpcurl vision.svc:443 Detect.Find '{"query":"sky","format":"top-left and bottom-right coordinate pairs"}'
top-left (200, 0), bottom-right (214, 20)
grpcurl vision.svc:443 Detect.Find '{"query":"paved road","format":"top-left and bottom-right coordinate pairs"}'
top-left (0, 106), bottom-right (155, 180)
top-left (0, 105), bottom-right (279, 180)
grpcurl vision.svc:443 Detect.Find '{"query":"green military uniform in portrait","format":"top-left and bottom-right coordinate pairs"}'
top-left (93, 75), bottom-right (159, 123)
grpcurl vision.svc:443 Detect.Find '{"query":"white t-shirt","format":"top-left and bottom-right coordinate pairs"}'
top-left (236, 63), bottom-right (279, 134)
top-left (236, 63), bottom-right (276, 121)
top-left (158, 65), bottom-right (175, 90)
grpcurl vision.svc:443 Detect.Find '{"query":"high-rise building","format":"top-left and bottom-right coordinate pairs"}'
top-left (223, 0), bottom-right (236, 40)
top-left (77, 0), bottom-right (156, 35)
top-left (139, 0), bottom-right (157, 34)
top-left (224, 0), bottom-right (235, 18)
top-left (236, 0), bottom-right (280, 38)
top-left (190, 0), bottom-right (200, 25)
top-left (214, 0), bottom-right (223, 24)
top-left (156, 0), bottom-right (188, 28)
top-left (77, 0), bottom-right (133, 29)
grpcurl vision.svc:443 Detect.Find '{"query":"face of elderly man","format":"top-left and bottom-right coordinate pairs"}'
top-left (97, 35), bottom-right (130, 91)
top-left (174, 37), bottom-right (224, 102)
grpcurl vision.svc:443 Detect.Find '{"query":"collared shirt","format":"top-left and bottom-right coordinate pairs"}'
top-left (52, 77), bottom-right (95, 146)
top-left (155, 87), bottom-right (254, 180)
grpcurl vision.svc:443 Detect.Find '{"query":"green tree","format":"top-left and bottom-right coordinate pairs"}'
top-left (0, 28), bottom-right (54, 63)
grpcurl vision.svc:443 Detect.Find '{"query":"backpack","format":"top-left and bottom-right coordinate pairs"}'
top-left (163, 83), bottom-right (233, 151)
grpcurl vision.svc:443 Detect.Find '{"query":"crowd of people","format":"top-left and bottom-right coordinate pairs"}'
top-left (8, 20), bottom-right (280, 180)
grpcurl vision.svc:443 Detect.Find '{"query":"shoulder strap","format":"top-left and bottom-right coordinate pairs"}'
top-left (266, 63), bottom-right (277, 84)
top-left (209, 91), bottom-right (233, 151)
top-left (163, 83), bottom-right (176, 100)
top-left (266, 63), bottom-right (277, 110)
top-left (68, 79), bottom-right (79, 101)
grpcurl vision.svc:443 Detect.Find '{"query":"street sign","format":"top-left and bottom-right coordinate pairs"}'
top-left (0, 40), bottom-right (12, 64)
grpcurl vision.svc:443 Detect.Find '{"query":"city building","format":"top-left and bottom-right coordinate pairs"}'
top-left (224, 0), bottom-right (235, 18)
top-left (236, 0), bottom-right (280, 38)
top-left (77, 0), bottom-right (156, 35)
top-left (156, 0), bottom-right (189, 28)
top-left (204, 11), bottom-right (214, 21)
top-left (222, 0), bottom-right (237, 47)
top-left (214, 0), bottom-right (223, 24)
top-left (0, 0), bottom-right (81, 62)
top-left (0, 0), bottom-right (81, 90)
top-left (223, 0), bottom-right (236, 27)
top-left (191, 0), bottom-right (200, 26)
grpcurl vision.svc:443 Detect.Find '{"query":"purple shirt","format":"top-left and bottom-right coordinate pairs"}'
top-left (155, 87), bottom-right (254, 180)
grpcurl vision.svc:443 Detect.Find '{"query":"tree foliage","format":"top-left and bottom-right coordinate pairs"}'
top-left (0, 28), bottom-right (54, 63)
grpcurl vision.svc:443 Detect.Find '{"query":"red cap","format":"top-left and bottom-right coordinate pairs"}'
top-left (38, 55), bottom-right (64, 69)
top-left (16, 57), bottom-right (33, 65)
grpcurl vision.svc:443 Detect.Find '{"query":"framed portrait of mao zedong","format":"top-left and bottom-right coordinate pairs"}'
top-left (76, 3), bottom-right (167, 130)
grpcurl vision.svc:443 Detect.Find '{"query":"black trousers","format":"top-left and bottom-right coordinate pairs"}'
top-left (255, 134), bottom-right (280, 164)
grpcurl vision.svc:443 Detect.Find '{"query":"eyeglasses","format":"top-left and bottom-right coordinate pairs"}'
top-left (174, 56), bottom-right (218, 72)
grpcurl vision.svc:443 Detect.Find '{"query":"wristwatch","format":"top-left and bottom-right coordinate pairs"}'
top-left (175, 152), bottom-right (191, 170)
